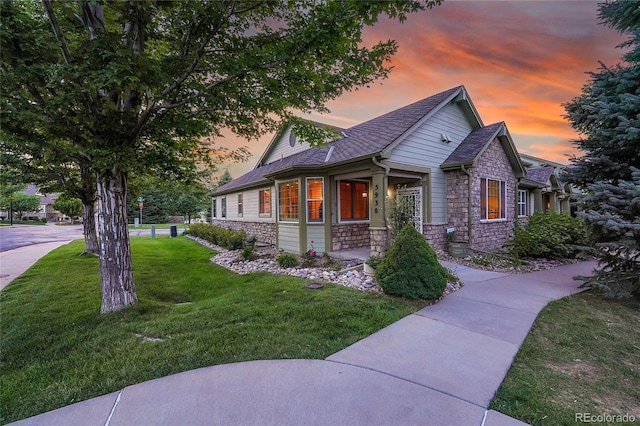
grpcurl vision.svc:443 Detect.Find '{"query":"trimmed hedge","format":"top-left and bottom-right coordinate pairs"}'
top-left (188, 223), bottom-right (247, 250)
top-left (376, 224), bottom-right (447, 300)
top-left (509, 212), bottom-right (586, 259)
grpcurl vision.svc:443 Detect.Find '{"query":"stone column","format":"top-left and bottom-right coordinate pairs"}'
top-left (370, 170), bottom-right (387, 256)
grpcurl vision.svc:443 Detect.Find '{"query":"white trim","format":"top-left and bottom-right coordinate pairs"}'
top-left (276, 179), bottom-right (300, 223)
top-left (305, 177), bottom-right (325, 224)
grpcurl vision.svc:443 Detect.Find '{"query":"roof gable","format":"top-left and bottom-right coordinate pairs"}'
top-left (441, 122), bottom-right (525, 177)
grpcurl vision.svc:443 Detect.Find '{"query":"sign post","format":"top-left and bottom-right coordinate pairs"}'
top-left (137, 197), bottom-right (144, 226)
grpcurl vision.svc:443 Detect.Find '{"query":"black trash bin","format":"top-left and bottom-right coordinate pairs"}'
top-left (170, 225), bottom-right (178, 238)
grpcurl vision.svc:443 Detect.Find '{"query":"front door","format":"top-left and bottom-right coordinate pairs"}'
top-left (397, 187), bottom-right (423, 233)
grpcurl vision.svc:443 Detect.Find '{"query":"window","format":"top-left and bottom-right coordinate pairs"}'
top-left (278, 180), bottom-right (299, 221)
top-left (237, 194), bottom-right (243, 217)
top-left (481, 178), bottom-right (506, 220)
top-left (306, 178), bottom-right (324, 223)
top-left (212, 199), bottom-right (217, 219)
top-left (221, 197), bottom-right (227, 218)
top-left (259, 189), bottom-right (271, 216)
top-left (339, 180), bottom-right (369, 221)
top-left (518, 189), bottom-right (529, 217)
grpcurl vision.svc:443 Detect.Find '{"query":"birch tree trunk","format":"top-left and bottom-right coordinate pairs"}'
top-left (81, 200), bottom-right (99, 255)
top-left (96, 171), bottom-right (137, 313)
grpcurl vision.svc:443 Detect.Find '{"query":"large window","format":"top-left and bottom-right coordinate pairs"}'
top-left (278, 180), bottom-right (299, 221)
top-left (518, 189), bottom-right (529, 217)
top-left (306, 178), bottom-right (324, 223)
top-left (481, 178), bottom-right (506, 220)
top-left (237, 194), bottom-right (243, 217)
top-left (339, 180), bottom-right (369, 221)
top-left (259, 189), bottom-right (271, 216)
top-left (221, 197), bottom-right (226, 218)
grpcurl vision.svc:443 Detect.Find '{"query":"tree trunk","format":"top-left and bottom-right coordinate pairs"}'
top-left (96, 171), bottom-right (137, 314)
top-left (81, 200), bottom-right (100, 255)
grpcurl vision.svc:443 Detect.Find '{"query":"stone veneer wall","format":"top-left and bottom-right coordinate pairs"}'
top-left (211, 219), bottom-right (276, 245)
top-left (423, 223), bottom-right (449, 251)
top-left (332, 223), bottom-right (370, 251)
top-left (369, 227), bottom-right (387, 257)
top-left (469, 138), bottom-right (517, 251)
top-left (445, 169), bottom-right (470, 243)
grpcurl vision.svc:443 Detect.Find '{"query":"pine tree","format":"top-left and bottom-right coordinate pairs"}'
top-left (563, 1), bottom-right (640, 298)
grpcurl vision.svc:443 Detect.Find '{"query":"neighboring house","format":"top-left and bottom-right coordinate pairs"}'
top-left (23, 185), bottom-right (62, 221)
top-left (519, 154), bottom-right (572, 217)
top-left (212, 86), bottom-right (556, 257)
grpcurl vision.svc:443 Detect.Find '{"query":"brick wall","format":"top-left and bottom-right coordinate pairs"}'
top-left (470, 138), bottom-right (517, 251)
top-left (211, 220), bottom-right (276, 245)
top-left (332, 223), bottom-right (370, 250)
top-left (423, 223), bottom-right (449, 251)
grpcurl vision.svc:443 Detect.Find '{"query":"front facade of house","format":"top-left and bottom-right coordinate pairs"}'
top-left (212, 86), bottom-right (557, 256)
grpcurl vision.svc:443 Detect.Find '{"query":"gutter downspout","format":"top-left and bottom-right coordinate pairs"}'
top-left (371, 155), bottom-right (390, 175)
top-left (461, 165), bottom-right (472, 248)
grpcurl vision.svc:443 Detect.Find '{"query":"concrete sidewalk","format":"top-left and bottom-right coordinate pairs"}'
top-left (0, 241), bottom-right (75, 290)
top-left (9, 258), bottom-right (597, 426)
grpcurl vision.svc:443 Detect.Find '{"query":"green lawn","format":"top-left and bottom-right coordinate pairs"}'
top-left (491, 292), bottom-right (640, 425)
top-left (0, 236), bottom-right (424, 424)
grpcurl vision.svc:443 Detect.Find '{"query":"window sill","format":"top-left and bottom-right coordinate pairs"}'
top-left (480, 218), bottom-right (507, 223)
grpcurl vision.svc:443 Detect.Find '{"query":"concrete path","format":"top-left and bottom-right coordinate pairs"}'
top-left (0, 241), bottom-right (75, 290)
top-left (6, 247), bottom-right (597, 425)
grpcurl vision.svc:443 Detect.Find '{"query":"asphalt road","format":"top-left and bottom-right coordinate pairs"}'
top-left (0, 223), bottom-right (85, 252)
top-left (0, 223), bottom-right (174, 252)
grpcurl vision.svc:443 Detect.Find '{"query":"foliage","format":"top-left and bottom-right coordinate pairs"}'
top-left (239, 245), bottom-right (256, 261)
top-left (365, 255), bottom-right (382, 269)
top-left (376, 224), bottom-right (447, 300)
top-left (0, 191), bottom-right (41, 220)
top-left (2, 0), bottom-right (440, 313)
top-left (301, 240), bottom-right (317, 266)
top-left (387, 185), bottom-right (416, 237)
top-left (0, 237), bottom-right (426, 423)
top-left (277, 253), bottom-right (299, 268)
top-left (53, 193), bottom-right (82, 220)
top-left (562, 2), bottom-right (640, 298)
top-left (575, 168), bottom-right (640, 298)
top-left (188, 223), bottom-right (246, 250)
top-left (216, 170), bottom-right (233, 188)
top-left (508, 212), bottom-right (587, 259)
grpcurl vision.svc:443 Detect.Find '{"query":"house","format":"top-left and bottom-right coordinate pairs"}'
top-left (519, 154), bottom-right (572, 217)
top-left (212, 86), bottom-right (553, 257)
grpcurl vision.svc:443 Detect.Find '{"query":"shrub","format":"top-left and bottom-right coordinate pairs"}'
top-left (277, 253), bottom-right (298, 268)
top-left (240, 246), bottom-right (256, 261)
top-left (509, 212), bottom-right (587, 259)
top-left (376, 224), bottom-right (447, 300)
top-left (188, 224), bottom-right (247, 250)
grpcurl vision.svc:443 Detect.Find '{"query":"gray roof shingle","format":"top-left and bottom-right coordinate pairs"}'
top-left (526, 167), bottom-right (555, 184)
top-left (215, 86), bottom-right (462, 194)
top-left (442, 122), bottom-right (504, 166)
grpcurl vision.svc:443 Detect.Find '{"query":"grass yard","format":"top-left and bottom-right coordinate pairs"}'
top-left (0, 236), bottom-right (425, 424)
top-left (491, 292), bottom-right (640, 425)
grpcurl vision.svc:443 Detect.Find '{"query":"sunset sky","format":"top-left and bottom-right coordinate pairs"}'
top-left (219, 0), bottom-right (627, 179)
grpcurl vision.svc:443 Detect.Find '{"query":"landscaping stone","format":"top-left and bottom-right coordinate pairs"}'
top-left (188, 236), bottom-right (462, 296)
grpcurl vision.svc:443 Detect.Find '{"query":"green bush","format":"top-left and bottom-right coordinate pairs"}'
top-left (277, 253), bottom-right (298, 268)
top-left (376, 224), bottom-right (447, 300)
top-left (509, 212), bottom-right (586, 259)
top-left (188, 223), bottom-right (247, 250)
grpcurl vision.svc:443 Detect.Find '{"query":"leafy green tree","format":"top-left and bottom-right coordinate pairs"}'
top-left (53, 193), bottom-right (83, 223)
top-left (1, 0), bottom-right (439, 313)
top-left (217, 170), bottom-right (233, 188)
top-left (563, 1), bottom-right (640, 298)
top-left (0, 192), bottom-right (41, 221)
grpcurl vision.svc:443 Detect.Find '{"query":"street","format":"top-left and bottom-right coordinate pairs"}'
top-left (0, 222), bottom-right (84, 252)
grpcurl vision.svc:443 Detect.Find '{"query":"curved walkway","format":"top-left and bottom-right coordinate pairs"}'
top-left (6, 243), bottom-right (597, 425)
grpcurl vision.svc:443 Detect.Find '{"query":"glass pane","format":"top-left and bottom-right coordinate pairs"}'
top-left (340, 182), bottom-right (353, 220)
top-left (354, 182), bottom-right (369, 219)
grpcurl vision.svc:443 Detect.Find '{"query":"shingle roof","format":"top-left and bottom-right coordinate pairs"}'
top-left (215, 86), bottom-right (463, 194)
top-left (442, 122), bottom-right (504, 166)
top-left (526, 167), bottom-right (555, 185)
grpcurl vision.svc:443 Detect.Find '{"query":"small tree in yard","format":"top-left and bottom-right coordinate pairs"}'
top-left (53, 193), bottom-right (83, 223)
top-left (1, 0), bottom-right (441, 313)
top-left (376, 224), bottom-right (447, 300)
top-left (0, 192), bottom-right (41, 221)
top-left (563, 1), bottom-right (640, 298)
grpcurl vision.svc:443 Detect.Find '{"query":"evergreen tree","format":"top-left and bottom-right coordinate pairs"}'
top-left (563, 1), bottom-right (640, 298)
